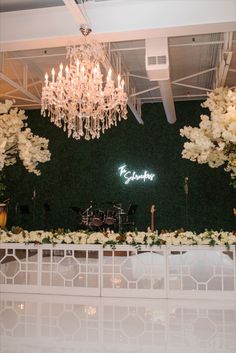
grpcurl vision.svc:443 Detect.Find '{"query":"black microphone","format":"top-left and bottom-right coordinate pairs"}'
top-left (184, 177), bottom-right (189, 195)
top-left (32, 188), bottom-right (36, 200)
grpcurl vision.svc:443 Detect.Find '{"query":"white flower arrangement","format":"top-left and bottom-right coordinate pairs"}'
top-left (0, 229), bottom-right (235, 250)
top-left (0, 100), bottom-right (50, 175)
top-left (180, 87), bottom-right (236, 185)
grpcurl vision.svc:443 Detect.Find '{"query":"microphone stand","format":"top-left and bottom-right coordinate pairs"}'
top-left (15, 202), bottom-right (19, 226)
top-left (32, 188), bottom-right (36, 230)
top-left (184, 177), bottom-right (189, 229)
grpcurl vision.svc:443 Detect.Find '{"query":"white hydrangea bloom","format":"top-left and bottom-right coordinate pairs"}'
top-left (0, 100), bottom-right (50, 175)
top-left (180, 88), bottom-right (236, 182)
top-left (0, 230), bottom-right (235, 248)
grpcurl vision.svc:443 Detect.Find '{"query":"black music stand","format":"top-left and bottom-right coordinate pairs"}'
top-left (127, 204), bottom-right (137, 216)
top-left (122, 204), bottom-right (138, 231)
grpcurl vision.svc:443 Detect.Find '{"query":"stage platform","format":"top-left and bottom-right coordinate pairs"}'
top-left (0, 244), bottom-right (235, 299)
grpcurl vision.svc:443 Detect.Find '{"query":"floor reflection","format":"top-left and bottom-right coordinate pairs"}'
top-left (0, 293), bottom-right (235, 353)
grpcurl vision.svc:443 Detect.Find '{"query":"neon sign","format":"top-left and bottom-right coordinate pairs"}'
top-left (118, 164), bottom-right (155, 184)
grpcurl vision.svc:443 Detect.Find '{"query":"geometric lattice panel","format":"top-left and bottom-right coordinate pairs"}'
top-left (41, 245), bottom-right (100, 295)
top-left (0, 246), bottom-right (39, 287)
top-left (168, 246), bottom-right (236, 299)
top-left (0, 244), bottom-right (235, 299)
top-left (102, 246), bottom-right (166, 298)
top-left (0, 244), bottom-right (101, 296)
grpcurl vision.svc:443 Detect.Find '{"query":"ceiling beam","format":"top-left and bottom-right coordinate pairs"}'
top-left (130, 85), bottom-right (160, 98)
top-left (126, 68), bottom-right (218, 100)
top-left (0, 1), bottom-right (235, 51)
top-left (110, 39), bottom-right (236, 52)
top-left (0, 80), bottom-right (41, 97)
top-left (0, 94), bottom-right (39, 102)
top-left (61, 0), bottom-right (143, 125)
top-left (215, 32), bottom-right (233, 87)
top-left (63, 0), bottom-right (88, 25)
top-left (103, 57), bottom-right (144, 124)
top-left (0, 53), bottom-right (5, 73)
top-left (128, 74), bottom-right (149, 81)
top-left (0, 72), bottom-right (40, 103)
top-left (173, 68), bottom-right (216, 83)
top-left (3, 51), bottom-right (45, 101)
top-left (141, 94), bottom-right (207, 100)
top-left (128, 99), bottom-right (144, 125)
top-left (173, 82), bottom-right (213, 92)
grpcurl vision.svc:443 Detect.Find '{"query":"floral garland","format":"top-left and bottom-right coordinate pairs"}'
top-left (0, 229), bottom-right (235, 250)
top-left (0, 100), bottom-right (50, 175)
top-left (180, 87), bottom-right (236, 186)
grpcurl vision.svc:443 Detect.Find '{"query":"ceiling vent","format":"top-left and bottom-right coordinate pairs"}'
top-left (145, 37), bottom-right (169, 81)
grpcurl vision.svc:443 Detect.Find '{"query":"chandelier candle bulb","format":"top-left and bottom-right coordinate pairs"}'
top-left (45, 73), bottom-right (48, 86)
top-left (59, 63), bottom-right (63, 77)
top-left (81, 66), bottom-right (85, 79)
top-left (65, 65), bottom-right (69, 79)
top-left (118, 74), bottom-right (121, 88)
top-left (51, 68), bottom-right (55, 83)
top-left (41, 26), bottom-right (128, 140)
top-left (107, 68), bottom-right (112, 82)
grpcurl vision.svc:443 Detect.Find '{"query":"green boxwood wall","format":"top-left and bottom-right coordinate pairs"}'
top-left (5, 101), bottom-right (235, 231)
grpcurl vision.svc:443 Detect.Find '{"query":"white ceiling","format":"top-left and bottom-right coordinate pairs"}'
top-left (0, 0), bottom-right (64, 12)
top-left (0, 0), bottom-right (235, 123)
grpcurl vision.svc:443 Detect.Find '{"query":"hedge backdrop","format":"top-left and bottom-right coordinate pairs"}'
top-left (4, 101), bottom-right (235, 231)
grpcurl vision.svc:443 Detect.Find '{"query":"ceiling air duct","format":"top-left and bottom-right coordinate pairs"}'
top-left (145, 37), bottom-right (169, 81)
top-left (145, 37), bottom-right (176, 123)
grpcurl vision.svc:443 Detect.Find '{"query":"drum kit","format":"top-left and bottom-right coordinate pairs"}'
top-left (79, 201), bottom-right (127, 232)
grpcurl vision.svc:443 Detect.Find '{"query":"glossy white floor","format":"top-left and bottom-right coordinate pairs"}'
top-left (0, 293), bottom-right (235, 353)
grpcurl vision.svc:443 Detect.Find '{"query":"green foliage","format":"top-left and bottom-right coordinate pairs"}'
top-left (230, 180), bottom-right (236, 188)
top-left (4, 102), bottom-right (235, 232)
top-left (42, 237), bottom-right (51, 244)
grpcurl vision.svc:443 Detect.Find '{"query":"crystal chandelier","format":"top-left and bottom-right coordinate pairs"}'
top-left (41, 26), bottom-right (128, 140)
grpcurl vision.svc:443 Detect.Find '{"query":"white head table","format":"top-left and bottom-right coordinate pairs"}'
top-left (0, 244), bottom-right (235, 299)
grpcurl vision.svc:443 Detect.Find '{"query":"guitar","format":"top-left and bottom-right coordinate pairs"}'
top-left (150, 205), bottom-right (156, 232)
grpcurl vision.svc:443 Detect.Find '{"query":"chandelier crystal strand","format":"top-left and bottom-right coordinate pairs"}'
top-left (41, 30), bottom-right (128, 140)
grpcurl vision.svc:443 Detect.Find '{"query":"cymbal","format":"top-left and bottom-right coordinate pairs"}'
top-left (107, 201), bottom-right (122, 207)
top-left (113, 206), bottom-right (123, 211)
